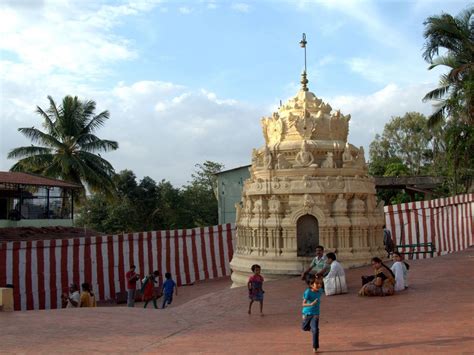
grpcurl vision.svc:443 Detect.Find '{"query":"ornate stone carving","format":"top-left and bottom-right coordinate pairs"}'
top-left (295, 109), bottom-right (315, 139)
top-left (235, 202), bottom-right (242, 221)
top-left (322, 152), bottom-right (336, 168)
top-left (268, 195), bottom-right (282, 215)
top-left (303, 194), bottom-right (315, 212)
top-left (342, 143), bottom-right (355, 167)
top-left (333, 194), bottom-right (347, 212)
top-left (251, 148), bottom-right (260, 167)
top-left (329, 110), bottom-right (350, 141)
top-left (244, 198), bottom-right (253, 215)
top-left (276, 153), bottom-right (291, 169)
top-left (263, 146), bottom-right (273, 170)
top-left (349, 196), bottom-right (366, 214)
top-left (295, 140), bottom-right (317, 167)
top-left (355, 146), bottom-right (367, 168)
top-left (261, 112), bottom-right (284, 145)
top-left (302, 175), bottom-right (312, 188)
top-left (252, 197), bottom-right (264, 215)
top-left (272, 177), bottom-right (281, 189)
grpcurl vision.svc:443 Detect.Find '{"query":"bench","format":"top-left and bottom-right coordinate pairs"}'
top-left (396, 242), bottom-right (436, 258)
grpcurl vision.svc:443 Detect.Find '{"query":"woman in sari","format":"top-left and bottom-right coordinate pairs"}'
top-left (358, 257), bottom-right (395, 297)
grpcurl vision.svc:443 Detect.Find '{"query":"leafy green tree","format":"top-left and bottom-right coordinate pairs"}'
top-left (444, 120), bottom-right (474, 192)
top-left (8, 96), bottom-right (118, 195)
top-left (369, 112), bottom-right (434, 176)
top-left (153, 180), bottom-right (185, 229)
top-left (181, 161), bottom-right (224, 227)
top-left (76, 162), bottom-right (225, 233)
top-left (384, 162), bottom-right (411, 177)
top-left (422, 7), bottom-right (474, 126)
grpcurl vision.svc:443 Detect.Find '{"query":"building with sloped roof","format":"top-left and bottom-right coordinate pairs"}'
top-left (0, 171), bottom-right (83, 228)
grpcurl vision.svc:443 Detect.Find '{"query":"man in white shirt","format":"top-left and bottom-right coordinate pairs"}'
top-left (323, 252), bottom-right (348, 296)
top-left (63, 283), bottom-right (80, 308)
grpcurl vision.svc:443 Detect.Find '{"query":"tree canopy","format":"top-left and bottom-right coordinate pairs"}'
top-left (76, 161), bottom-right (224, 234)
top-left (369, 112), bottom-right (434, 176)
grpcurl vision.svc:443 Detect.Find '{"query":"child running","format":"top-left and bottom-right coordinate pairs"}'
top-left (247, 264), bottom-right (264, 316)
top-left (161, 272), bottom-right (177, 309)
top-left (302, 276), bottom-right (323, 353)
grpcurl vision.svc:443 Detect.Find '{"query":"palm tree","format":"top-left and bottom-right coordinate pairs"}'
top-left (422, 6), bottom-right (474, 126)
top-left (8, 95), bottom-right (119, 195)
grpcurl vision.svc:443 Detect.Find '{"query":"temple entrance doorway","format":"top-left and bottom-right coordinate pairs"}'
top-left (297, 214), bottom-right (319, 257)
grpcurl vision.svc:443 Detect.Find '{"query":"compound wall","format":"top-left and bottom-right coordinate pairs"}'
top-left (0, 224), bottom-right (235, 311)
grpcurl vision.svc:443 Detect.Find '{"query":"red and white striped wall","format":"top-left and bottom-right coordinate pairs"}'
top-left (384, 193), bottom-right (473, 259)
top-left (0, 224), bottom-right (235, 311)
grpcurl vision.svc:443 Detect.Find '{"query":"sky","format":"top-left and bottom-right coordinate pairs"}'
top-left (0, 0), bottom-right (469, 186)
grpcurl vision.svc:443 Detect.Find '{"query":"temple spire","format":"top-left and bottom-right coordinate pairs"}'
top-left (299, 33), bottom-right (309, 91)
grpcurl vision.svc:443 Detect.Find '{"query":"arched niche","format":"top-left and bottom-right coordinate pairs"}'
top-left (296, 214), bottom-right (319, 257)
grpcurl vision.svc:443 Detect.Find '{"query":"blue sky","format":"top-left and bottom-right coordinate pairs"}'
top-left (0, 0), bottom-right (469, 186)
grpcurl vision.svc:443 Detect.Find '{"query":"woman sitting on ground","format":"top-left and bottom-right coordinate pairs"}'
top-left (391, 252), bottom-right (409, 292)
top-left (358, 257), bottom-right (395, 297)
top-left (323, 252), bottom-right (348, 296)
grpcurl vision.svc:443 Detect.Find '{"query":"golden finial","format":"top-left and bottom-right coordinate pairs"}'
top-left (299, 33), bottom-right (308, 91)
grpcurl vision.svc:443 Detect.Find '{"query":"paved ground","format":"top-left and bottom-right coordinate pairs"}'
top-left (1, 248), bottom-right (473, 354)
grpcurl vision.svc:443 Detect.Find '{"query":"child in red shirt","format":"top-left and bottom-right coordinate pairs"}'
top-left (248, 264), bottom-right (264, 316)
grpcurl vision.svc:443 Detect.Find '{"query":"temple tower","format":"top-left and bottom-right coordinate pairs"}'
top-left (230, 35), bottom-right (386, 286)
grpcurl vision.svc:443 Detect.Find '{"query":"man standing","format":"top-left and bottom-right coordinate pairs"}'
top-left (126, 265), bottom-right (140, 307)
top-left (383, 225), bottom-right (394, 258)
top-left (302, 246), bottom-right (330, 280)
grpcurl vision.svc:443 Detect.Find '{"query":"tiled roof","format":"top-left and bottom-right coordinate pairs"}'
top-left (0, 171), bottom-right (83, 189)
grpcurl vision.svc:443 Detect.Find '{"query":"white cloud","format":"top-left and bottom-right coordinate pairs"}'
top-left (100, 81), bottom-right (265, 185)
top-left (346, 57), bottom-right (392, 84)
top-left (323, 82), bottom-right (437, 153)
top-left (231, 3), bottom-right (250, 12)
top-left (0, 1), bottom-right (160, 79)
top-left (0, 76), bottom-right (266, 186)
top-left (318, 55), bottom-right (335, 67)
top-left (179, 6), bottom-right (192, 14)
